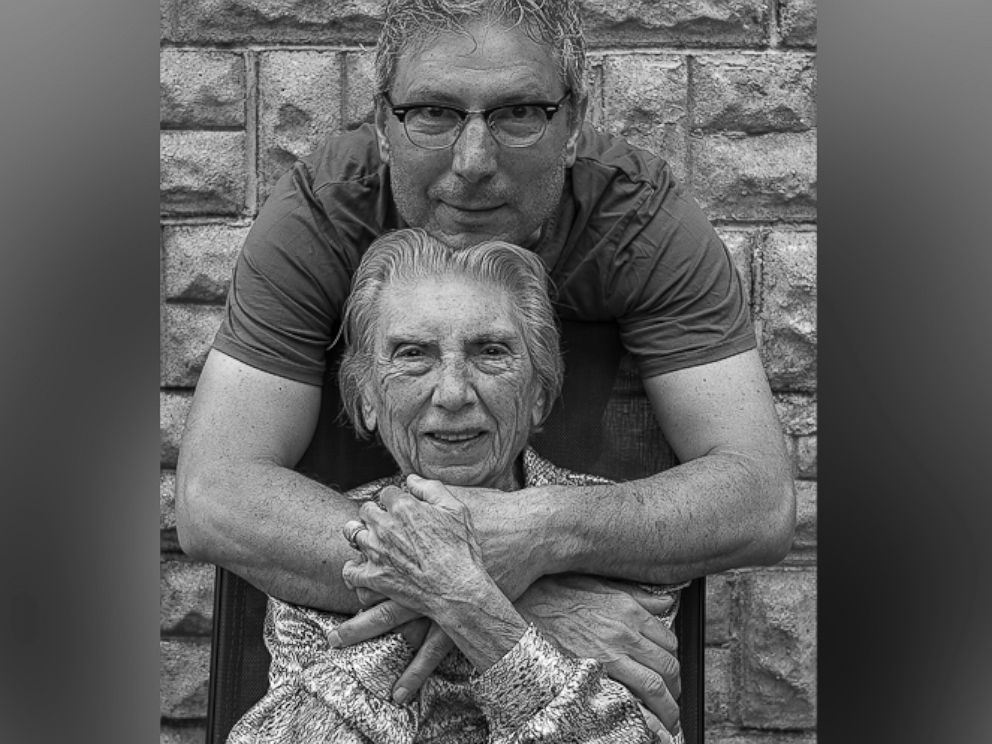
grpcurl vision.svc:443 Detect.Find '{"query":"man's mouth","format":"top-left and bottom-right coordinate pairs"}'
top-left (440, 200), bottom-right (504, 214)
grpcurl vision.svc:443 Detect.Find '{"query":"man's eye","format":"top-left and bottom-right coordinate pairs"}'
top-left (423, 106), bottom-right (454, 120)
top-left (395, 346), bottom-right (425, 359)
top-left (480, 344), bottom-right (509, 357)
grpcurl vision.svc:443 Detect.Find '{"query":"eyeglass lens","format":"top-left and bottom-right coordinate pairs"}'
top-left (403, 104), bottom-right (551, 148)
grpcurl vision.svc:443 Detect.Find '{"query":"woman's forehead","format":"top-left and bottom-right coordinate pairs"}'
top-left (375, 274), bottom-right (523, 337)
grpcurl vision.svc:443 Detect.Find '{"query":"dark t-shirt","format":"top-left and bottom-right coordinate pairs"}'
top-left (214, 123), bottom-right (753, 383)
top-left (212, 123), bottom-right (755, 482)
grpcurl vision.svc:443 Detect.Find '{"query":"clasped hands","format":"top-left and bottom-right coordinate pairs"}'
top-left (338, 474), bottom-right (681, 737)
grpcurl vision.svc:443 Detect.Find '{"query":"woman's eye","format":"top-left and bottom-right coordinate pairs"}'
top-left (395, 346), bottom-right (424, 359)
top-left (480, 344), bottom-right (509, 357)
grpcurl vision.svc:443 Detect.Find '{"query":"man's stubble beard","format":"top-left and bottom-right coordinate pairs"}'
top-left (388, 153), bottom-right (569, 251)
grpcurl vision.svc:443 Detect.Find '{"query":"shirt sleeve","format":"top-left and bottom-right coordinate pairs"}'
top-left (470, 625), bottom-right (659, 743)
top-left (606, 182), bottom-right (756, 379)
top-left (227, 598), bottom-right (419, 744)
top-left (211, 160), bottom-right (359, 385)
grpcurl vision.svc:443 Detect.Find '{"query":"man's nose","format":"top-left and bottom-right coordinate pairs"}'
top-left (450, 115), bottom-right (499, 183)
top-left (431, 360), bottom-right (477, 411)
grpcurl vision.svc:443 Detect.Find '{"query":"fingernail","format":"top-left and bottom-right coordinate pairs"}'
top-left (393, 686), bottom-right (409, 705)
top-left (327, 630), bottom-right (341, 648)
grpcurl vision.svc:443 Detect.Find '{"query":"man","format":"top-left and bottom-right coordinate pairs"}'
top-left (176, 0), bottom-right (795, 734)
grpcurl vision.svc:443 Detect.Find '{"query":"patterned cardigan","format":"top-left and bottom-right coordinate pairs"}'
top-left (227, 449), bottom-right (683, 743)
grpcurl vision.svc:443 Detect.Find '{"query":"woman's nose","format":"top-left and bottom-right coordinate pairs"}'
top-left (431, 361), bottom-right (477, 411)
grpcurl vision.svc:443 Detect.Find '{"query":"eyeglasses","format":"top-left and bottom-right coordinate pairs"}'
top-left (381, 91), bottom-right (571, 150)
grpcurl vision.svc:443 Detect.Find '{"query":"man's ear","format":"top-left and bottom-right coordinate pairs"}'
top-left (563, 94), bottom-right (589, 168)
top-left (374, 101), bottom-right (391, 164)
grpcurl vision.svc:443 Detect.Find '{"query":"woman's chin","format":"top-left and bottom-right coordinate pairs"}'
top-left (416, 462), bottom-right (515, 491)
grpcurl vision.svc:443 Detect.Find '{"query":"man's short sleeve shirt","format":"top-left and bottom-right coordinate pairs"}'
top-left (212, 124), bottom-right (755, 385)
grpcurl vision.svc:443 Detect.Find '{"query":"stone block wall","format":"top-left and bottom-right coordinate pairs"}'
top-left (160, 1), bottom-right (817, 741)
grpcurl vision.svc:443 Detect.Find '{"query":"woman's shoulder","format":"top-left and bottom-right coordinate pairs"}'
top-left (522, 448), bottom-right (614, 488)
top-left (345, 474), bottom-right (406, 503)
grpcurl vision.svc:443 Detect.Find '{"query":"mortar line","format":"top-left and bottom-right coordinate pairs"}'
top-left (246, 49), bottom-right (259, 218)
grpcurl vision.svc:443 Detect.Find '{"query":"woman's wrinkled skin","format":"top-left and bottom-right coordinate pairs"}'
top-left (340, 268), bottom-right (681, 739)
top-left (360, 273), bottom-right (546, 491)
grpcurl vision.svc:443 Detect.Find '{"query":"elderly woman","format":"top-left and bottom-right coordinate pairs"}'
top-left (227, 229), bottom-right (683, 744)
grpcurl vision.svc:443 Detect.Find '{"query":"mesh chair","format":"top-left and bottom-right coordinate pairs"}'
top-left (205, 321), bottom-right (705, 743)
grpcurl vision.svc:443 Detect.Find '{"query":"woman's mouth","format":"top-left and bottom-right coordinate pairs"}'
top-left (426, 430), bottom-right (483, 444)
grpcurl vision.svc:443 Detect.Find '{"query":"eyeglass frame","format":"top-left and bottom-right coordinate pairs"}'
top-left (378, 91), bottom-right (573, 150)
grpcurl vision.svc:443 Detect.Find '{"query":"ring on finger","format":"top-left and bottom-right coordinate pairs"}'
top-left (345, 522), bottom-right (368, 551)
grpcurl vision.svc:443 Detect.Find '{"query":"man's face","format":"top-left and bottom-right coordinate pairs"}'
top-left (376, 21), bottom-right (585, 249)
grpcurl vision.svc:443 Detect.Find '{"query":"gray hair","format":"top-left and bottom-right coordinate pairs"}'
top-left (375, 0), bottom-right (587, 113)
top-left (339, 228), bottom-right (563, 439)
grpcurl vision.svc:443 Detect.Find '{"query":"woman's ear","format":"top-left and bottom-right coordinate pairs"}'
top-left (361, 395), bottom-right (378, 433)
top-left (530, 389), bottom-right (547, 429)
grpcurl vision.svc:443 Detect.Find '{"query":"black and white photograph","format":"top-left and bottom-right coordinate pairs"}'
top-left (160, 2), bottom-right (814, 742)
top-left (3, 1), bottom-right (991, 743)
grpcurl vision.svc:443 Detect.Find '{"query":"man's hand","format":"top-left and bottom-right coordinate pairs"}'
top-left (516, 574), bottom-right (681, 735)
top-left (332, 571), bottom-right (682, 733)
top-left (440, 482), bottom-right (553, 600)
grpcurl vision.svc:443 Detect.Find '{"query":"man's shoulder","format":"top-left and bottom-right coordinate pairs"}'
top-left (255, 122), bottom-right (394, 253)
top-left (564, 125), bottom-right (700, 246)
top-left (301, 123), bottom-right (385, 190)
top-left (556, 125), bottom-right (707, 261)
top-left (571, 124), bottom-right (675, 194)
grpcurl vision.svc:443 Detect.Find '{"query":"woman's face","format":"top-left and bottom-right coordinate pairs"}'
top-left (362, 273), bottom-right (545, 490)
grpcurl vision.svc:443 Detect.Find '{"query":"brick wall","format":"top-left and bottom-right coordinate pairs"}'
top-left (159, 1), bottom-right (817, 742)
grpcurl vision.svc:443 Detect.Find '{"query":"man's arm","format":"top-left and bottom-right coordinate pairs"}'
top-left (175, 349), bottom-right (365, 614)
top-left (329, 349), bottom-right (790, 709)
top-left (458, 348), bottom-right (796, 586)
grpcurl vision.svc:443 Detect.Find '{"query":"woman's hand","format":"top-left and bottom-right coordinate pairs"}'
top-left (341, 475), bottom-right (528, 671)
top-left (341, 475), bottom-right (489, 619)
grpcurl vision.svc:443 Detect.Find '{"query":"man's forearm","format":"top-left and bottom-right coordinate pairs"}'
top-left (472, 449), bottom-right (795, 586)
top-left (176, 459), bottom-right (364, 613)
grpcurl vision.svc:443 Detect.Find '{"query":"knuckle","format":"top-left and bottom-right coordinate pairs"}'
top-left (408, 654), bottom-right (434, 676)
top-left (666, 673), bottom-right (682, 701)
top-left (655, 650), bottom-right (680, 680)
top-left (374, 602), bottom-right (398, 625)
top-left (638, 672), bottom-right (668, 698)
top-left (426, 636), bottom-right (451, 660)
top-left (355, 588), bottom-right (375, 606)
top-left (602, 658), bottom-right (622, 676)
top-left (603, 657), bottom-right (633, 684)
top-left (391, 497), bottom-right (416, 517)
